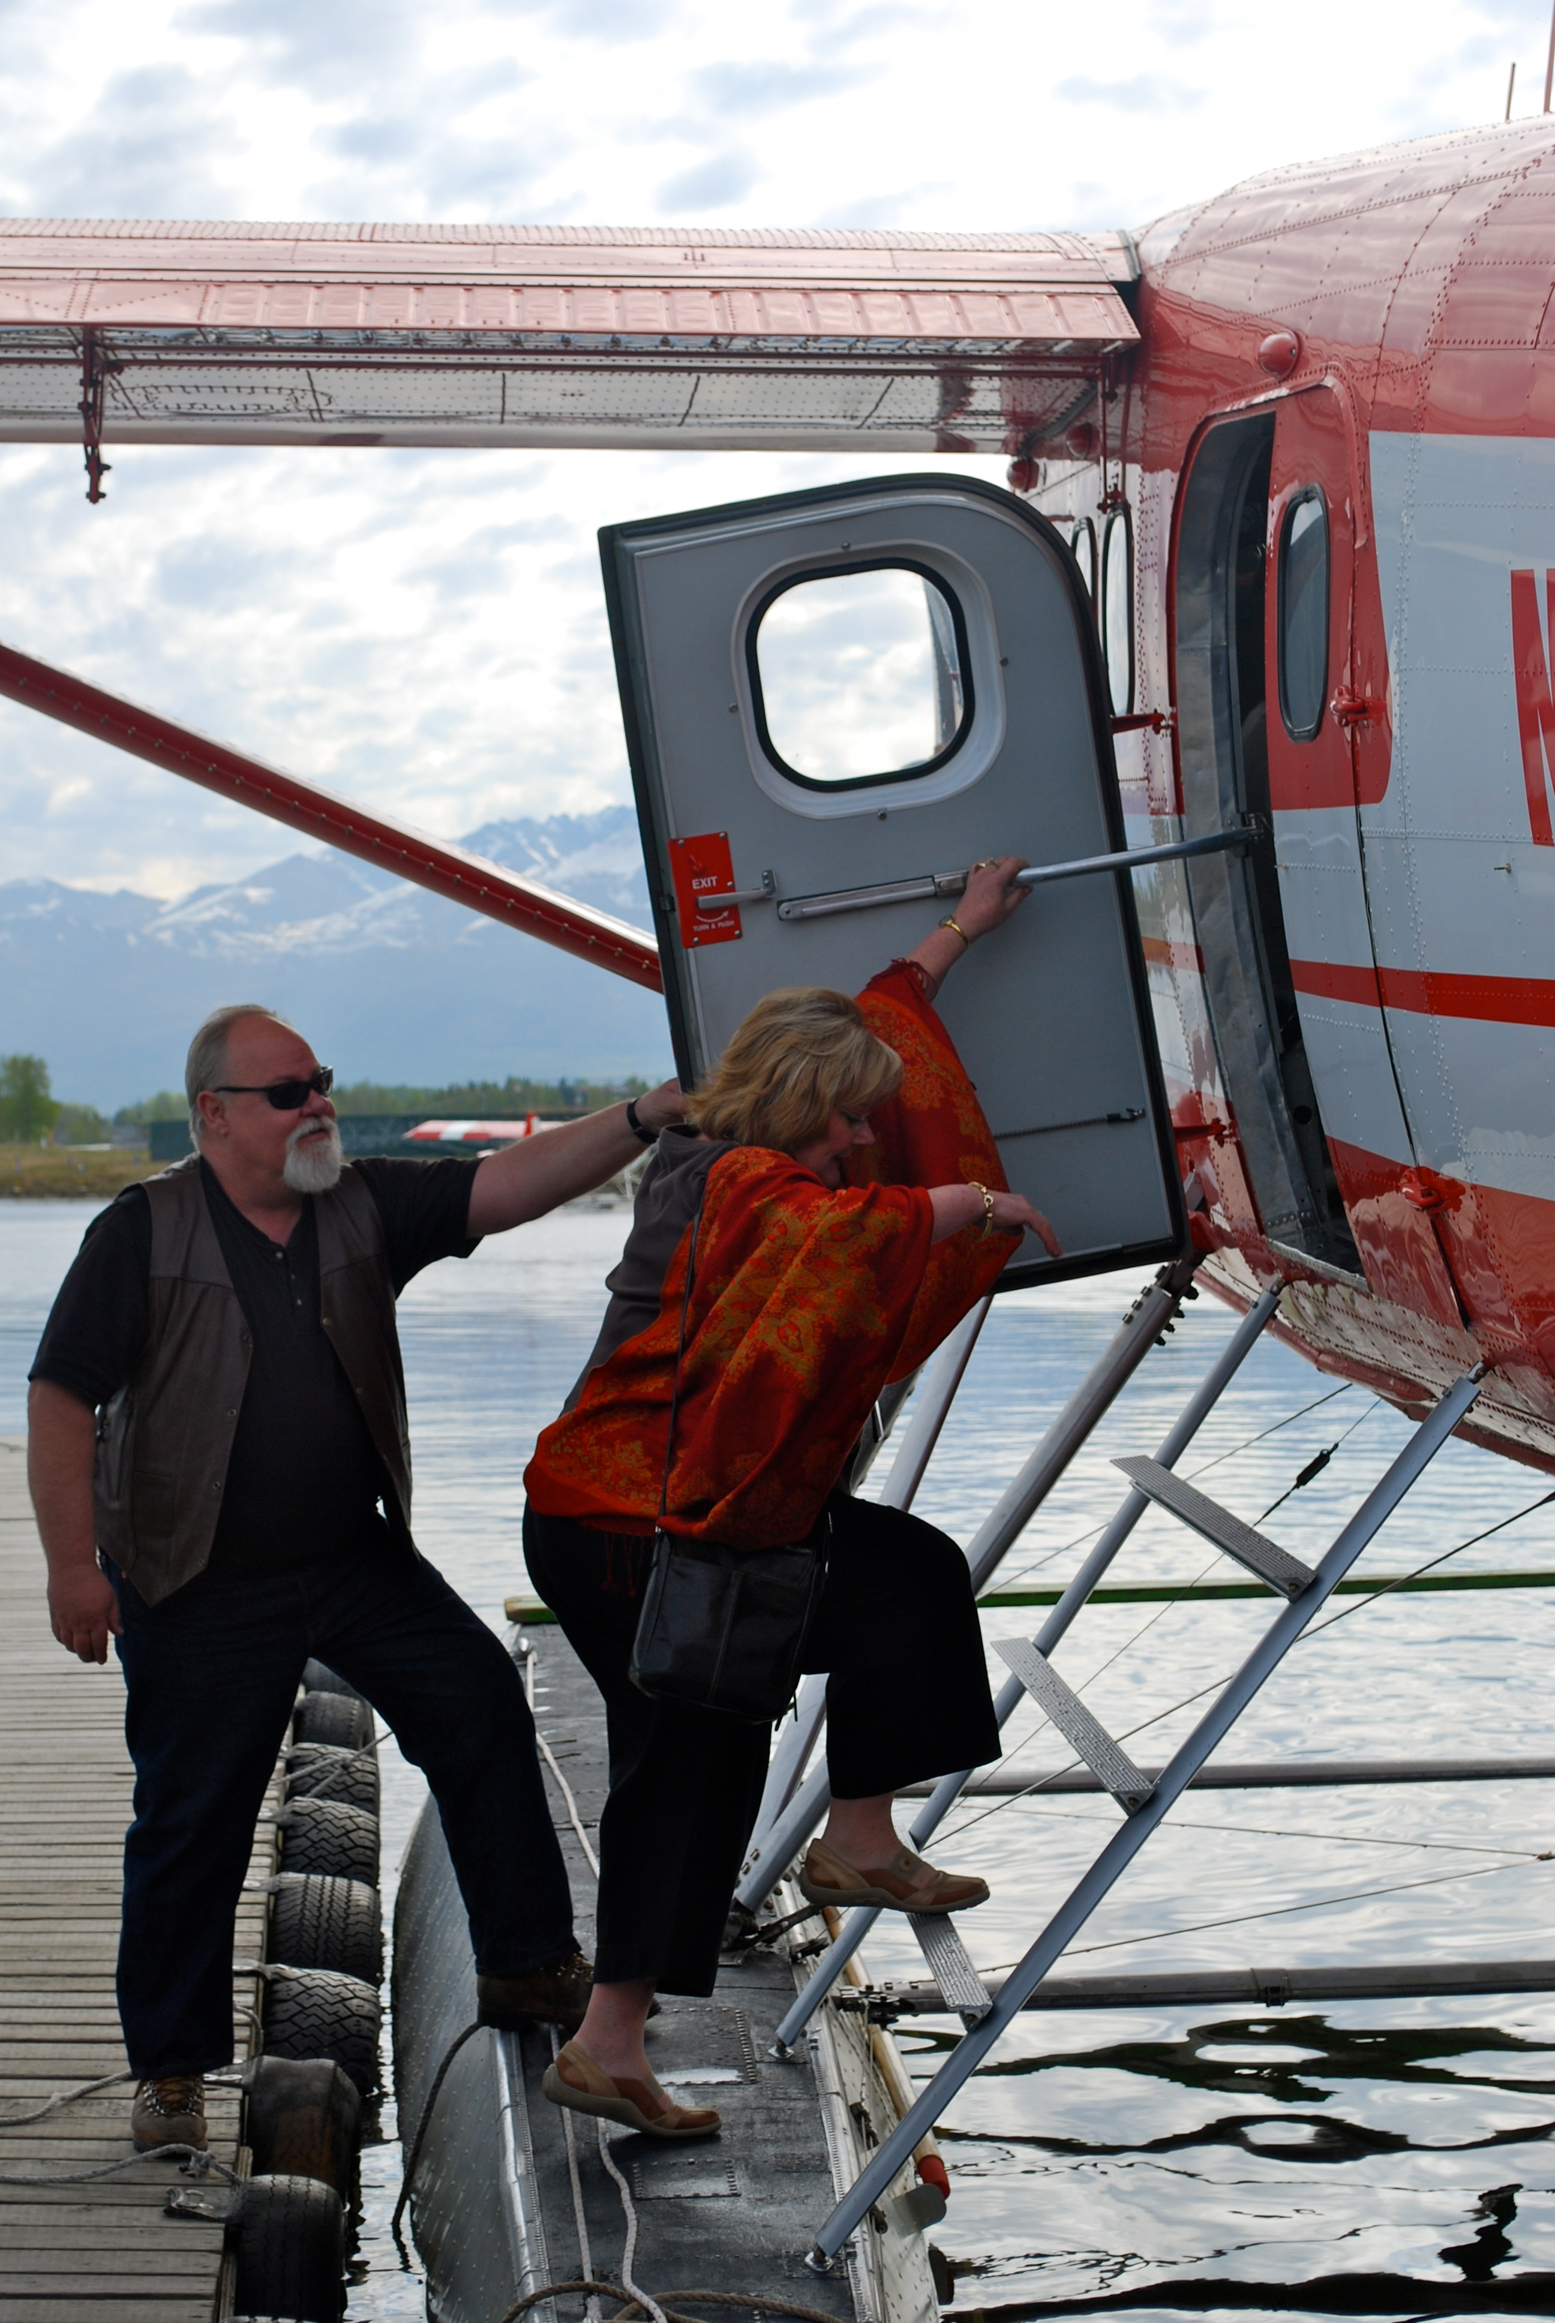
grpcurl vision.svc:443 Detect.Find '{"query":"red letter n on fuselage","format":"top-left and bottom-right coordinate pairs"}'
top-left (1511, 568), bottom-right (1555, 846)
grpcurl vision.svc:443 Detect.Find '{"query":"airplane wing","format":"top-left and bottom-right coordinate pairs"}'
top-left (0, 220), bottom-right (1136, 457)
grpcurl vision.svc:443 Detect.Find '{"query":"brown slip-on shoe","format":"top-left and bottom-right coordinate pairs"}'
top-left (541, 2038), bottom-right (721, 2140)
top-left (131, 2074), bottom-right (207, 2153)
top-left (799, 1838), bottom-right (989, 1916)
top-left (478, 1951), bottom-right (593, 2032)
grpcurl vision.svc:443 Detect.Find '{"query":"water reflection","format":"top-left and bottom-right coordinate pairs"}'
top-left (8, 1203), bottom-right (1555, 2319)
top-left (917, 2010), bottom-right (1555, 2312)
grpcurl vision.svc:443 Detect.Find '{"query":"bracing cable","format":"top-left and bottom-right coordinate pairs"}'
top-left (1253, 1397), bottom-right (1381, 1524)
top-left (1045, 1846), bottom-right (1555, 1964)
top-left (944, 1486), bottom-right (1555, 1850)
top-left (993, 1380), bottom-right (1361, 1589)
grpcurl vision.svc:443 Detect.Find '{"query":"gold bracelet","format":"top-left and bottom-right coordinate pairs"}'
top-left (968, 1180), bottom-right (995, 1236)
top-left (938, 915), bottom-right (971, 948)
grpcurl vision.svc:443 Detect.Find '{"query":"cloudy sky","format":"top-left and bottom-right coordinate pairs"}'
top-left (0, 0), bottom-right (1549, 905)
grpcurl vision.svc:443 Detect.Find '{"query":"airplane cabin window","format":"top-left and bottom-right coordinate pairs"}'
top-left (1102, 511), bottom-right (1134, 716)
top-left (749, 563), bottom-right (970, 789)
top-left (1278, 490), bottom-right (1328, 741)
top-left (1071, 519), bottom-right (1097, 603)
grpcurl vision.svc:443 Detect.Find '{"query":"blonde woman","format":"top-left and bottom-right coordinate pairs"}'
top-left (523, 858), bottom-right (1056, 2139)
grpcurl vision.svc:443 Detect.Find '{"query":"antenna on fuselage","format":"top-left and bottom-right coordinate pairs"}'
top-left (1506, 59), bottom-right (1517, 118)
top-left (1545, 0), bottom-right (1555, 110)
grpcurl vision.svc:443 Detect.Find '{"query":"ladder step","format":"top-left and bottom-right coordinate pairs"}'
top-left (994, 1639), bottom-right (1155, 1812)
top-left (911, 1914), bottom-right (993, 2020)
top-left (1111, 1457), bottom-right (1315, 1598)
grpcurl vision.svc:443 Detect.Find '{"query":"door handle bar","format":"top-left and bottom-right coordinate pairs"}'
top-left (693, 870), bottom-right (776, 913)
top-left (761, 826), bottom-right (1254, 924)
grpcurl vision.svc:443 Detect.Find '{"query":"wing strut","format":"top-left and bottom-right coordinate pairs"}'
top-left (0, 637), bottom-right (663, 992)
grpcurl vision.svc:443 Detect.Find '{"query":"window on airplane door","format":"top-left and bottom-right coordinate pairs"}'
top-left (749, 563), bottom-right (970, 789)
top-left (1278, 490), bottom-right (1328, 741)
top-left (1102, 510), bottom-right (1134, 716)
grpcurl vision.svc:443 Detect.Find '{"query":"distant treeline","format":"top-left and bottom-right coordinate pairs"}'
top-left (1, 1056), bottom-right (660, 1147)
top-left (329, 1075), bottom-right (653, 1117)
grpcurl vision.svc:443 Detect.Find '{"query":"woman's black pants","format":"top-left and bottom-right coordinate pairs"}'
top-left (522, 1494), bottom-right (1000, 1995)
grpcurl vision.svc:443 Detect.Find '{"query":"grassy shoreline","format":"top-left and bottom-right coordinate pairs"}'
top-left (1, 1145), bottom-right (159, 1199)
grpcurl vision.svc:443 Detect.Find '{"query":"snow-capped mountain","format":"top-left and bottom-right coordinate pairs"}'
top-left (0, 808), bottom-right (670, 1111)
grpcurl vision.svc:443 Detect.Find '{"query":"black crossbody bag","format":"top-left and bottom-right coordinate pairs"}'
top-left (628, 1185), bottom-right (830, 1723)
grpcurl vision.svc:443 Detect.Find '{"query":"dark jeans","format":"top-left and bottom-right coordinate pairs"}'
top-left (111, 1542), bottom-right (576, 2080)
top-left (523, 1493), bottom-right (1000, 1996)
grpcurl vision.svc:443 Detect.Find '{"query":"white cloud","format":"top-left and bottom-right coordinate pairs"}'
top-left (0, 0), bottom-right (1548, 905)
top-left (0, 440), bottom-right (1013, 890)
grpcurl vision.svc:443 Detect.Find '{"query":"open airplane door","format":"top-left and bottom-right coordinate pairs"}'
top-left (602, 473), bottom-right (1185, 1288)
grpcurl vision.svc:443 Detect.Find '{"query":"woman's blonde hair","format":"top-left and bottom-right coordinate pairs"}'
top-left (689, 987), bottom-right (903, 1154)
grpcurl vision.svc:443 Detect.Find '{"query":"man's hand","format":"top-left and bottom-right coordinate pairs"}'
top-left (48, 1561), bottom-right (122, 1664)
top-left (466, 1080), bottom-right (688, 1237)
top-left (28, 1379), bottom-right (120, 1664)
top-left (629, 1078), bottom-right (687, 1138)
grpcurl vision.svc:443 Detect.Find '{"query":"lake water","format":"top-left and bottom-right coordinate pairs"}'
top-left (8, 1197), bottom-right (1555, 2320)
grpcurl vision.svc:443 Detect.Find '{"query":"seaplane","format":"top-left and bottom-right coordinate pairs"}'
top-left (4, 106), bottom-right (1555, 2323)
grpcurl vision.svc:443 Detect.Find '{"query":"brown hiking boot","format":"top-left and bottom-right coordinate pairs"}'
top-left (542, 2039), bottom-right (721, 2139)
top-left (477, 1951), bottom-right (593, 2031)
top-left (800, 1837), bottom-right (990, 1916)
top-left (131, 2075), bottom-right (207, 2152)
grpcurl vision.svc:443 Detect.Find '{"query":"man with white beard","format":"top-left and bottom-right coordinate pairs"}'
top-left (27, 1002), bottom-right (685, 2155)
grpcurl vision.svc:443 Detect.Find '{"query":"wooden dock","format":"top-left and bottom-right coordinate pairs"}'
top-left (0, 1434), bottom-right (270, 2321)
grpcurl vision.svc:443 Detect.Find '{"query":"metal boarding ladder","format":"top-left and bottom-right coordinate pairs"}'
top-left (771, 1281), bottom-right (1282, 2042)
top-left (800, 1357), bottom-right (1487, 2270)
top-left (736, 1250), bottom-right (1206, 1917)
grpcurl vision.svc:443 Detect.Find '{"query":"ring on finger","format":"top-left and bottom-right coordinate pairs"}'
top-left (971, 857), bottom-right (996, 871)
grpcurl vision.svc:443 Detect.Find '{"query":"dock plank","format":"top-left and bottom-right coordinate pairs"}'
top-left (0, 1437), bottom-right (268, 2322)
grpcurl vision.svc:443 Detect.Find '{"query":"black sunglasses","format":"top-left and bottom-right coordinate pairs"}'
top-left (213, 1068), bottom-right (335, 1111)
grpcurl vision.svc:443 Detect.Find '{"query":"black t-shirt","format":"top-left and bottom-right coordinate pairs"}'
top-left (30, 1157), bottom-right (481, 1576)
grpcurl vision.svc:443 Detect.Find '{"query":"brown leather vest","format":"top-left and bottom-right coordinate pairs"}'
top-left (93, 1156), bottom-right (413, 1603)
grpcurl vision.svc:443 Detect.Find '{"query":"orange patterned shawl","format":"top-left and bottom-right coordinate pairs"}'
top-left (523, 963), bottom-right (1010, 1548)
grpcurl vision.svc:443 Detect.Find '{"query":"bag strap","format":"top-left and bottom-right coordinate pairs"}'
top-left (656, 1179), bottom-right (708, 1532)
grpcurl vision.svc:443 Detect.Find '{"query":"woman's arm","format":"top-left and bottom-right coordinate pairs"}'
top-left (906, 855), bottom-right (1029, 996)
top-left (928, 1181), bottom-right (1059, 1253)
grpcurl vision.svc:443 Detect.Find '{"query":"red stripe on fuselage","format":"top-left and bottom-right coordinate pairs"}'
top-left (1290, 958), bottom-right (1555, 1028)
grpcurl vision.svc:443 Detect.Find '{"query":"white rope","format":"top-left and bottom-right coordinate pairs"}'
top-left (538, 1734), bottom-right (601, 1880)
top-left (0, 2065), bottom-right (247, 2130)
top-left (550, 2029), bottom-right (603, 2323)
top-left (522, 1615), bottom-right (672, 2323)
top-left (595, 2122), bottom-right (668, 2323)
top-left (0, 2143), bottom-right (239, 2187)
top-left (0, 2069), bottom-right (135, 2126)
top-left (517, 1619), bottom-right (603, 1879)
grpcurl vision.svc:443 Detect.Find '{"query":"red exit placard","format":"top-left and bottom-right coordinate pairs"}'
top-left (670, 831), bottom-right (744, 949)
